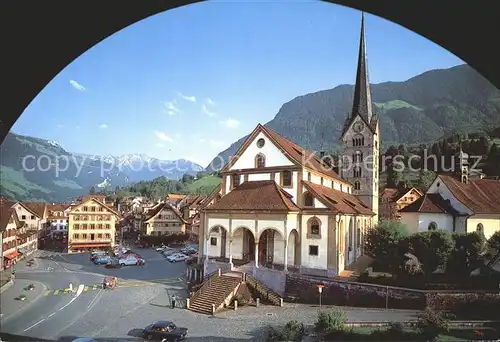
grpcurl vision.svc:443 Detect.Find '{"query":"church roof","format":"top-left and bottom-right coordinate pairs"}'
top-left (303, 181), bottom-right (374, 216)
top-left (222, 123), bottom-right (345, 183)
top-left (438, 174), bottom-right (500, 214)
top-left (399, 193), bottom-right (460, 215)
top-left (204, 180), bottom-right (300, 212)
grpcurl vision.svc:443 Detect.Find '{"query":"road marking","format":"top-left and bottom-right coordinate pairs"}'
top-left (84, 286), bottom-right (89, 292)
top-left (44, 290), bottom-right (51, 296)
top-left (24, 318), bottom-right (45, 331)
top-left (87, 289), bottom-right (102, 309)
top-left (47, 312), bottom-right (55, 318)
top-left (53, 290), bottom-right (59, 295)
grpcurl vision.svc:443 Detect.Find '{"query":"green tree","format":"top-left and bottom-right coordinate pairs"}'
top-left (182, 173), bottom-right (195, 184)
top-left (89, 186), bottom-right (96, 195)
top-left (418, 169), bottom-right (436, 191)
top-left (364, 220), bottom-right (409, 273)
top-left (446, 232), bottom-right (485, 277)
top-left (485, 143), bottom-right (500, 176)
top-left (485, 231), bottom-right (500, 260)
top-left (386, 163), bottom-right (403, 188)
top-left (409, 230), bottom-right (455, 275)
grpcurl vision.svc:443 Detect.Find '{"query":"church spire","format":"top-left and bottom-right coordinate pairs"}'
top-left (351, 12), bottom-right (373, 123)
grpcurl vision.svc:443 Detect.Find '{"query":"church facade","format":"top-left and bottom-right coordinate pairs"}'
top-left (198, 14), bottom-right (380, 278)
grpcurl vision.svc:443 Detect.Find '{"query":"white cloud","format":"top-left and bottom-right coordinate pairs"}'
top-left (202, 104), bottom-right (217, 117)
top-left (155, 143), bottom-right (166, 148)
top-left (199, 138), bottom-right (206, 143)
top-left (220, 118), bottom-right (240, 129)
top-left (98, 124), bottom-right (108, 129)
top-left (210, 140), bottom-right (226, 148)
top-left (154, 130), bottom-right (174, 142)
top-left (162, 101), bottom-right (180, 114)
top-left (69, 80), bottom-right (86, 91)
top-left (178, 93), bottom-right (196, 102)
top-left (205, 97), bottom-right (216, 106)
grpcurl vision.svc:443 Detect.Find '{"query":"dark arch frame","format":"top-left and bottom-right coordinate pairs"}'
top-left (1, 1), bottom-right (498, 144)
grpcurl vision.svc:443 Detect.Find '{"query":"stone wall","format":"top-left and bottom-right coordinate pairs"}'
top-left (252, 267), bottom-right (286, 295)
top-left (203, 260), bottom-right (231, 277)
top-left (285, 273), bottom-right (500, 315)
top-left (285, 273), bottom-right (426, 310)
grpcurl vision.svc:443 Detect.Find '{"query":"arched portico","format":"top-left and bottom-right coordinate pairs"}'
top-left (231, 226), bottom-right (256, 262)
top-left (257, 228), bottom-right (285, 268)
top-left (287, 229), bottom-right (300, 268)
top-left (207, 225), bottom-right (228, 259)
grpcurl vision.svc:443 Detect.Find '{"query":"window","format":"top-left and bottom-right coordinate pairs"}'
top-left (282, 170), bottom-right (292, 187)
top-left (476, 223), bottom-right (484, 234)
top-left (307, 172), bottom-right (312, 181)
top-left (82, 233), bottom-right (87, 239)
top-left (90, 206), bottom-right (96, 212)
top-left (353, 166), bottom-right (362, 178)
top-left (307, 217), bottom-right (321, 237)
top-left (73, 233), bottom-right (79, 239)
top-left (98, 233), bottom-right (103, 239)
top-left (82, 224), bottom-right (88, 229)
top-left (255, 153), bottom-right (266, 168)
top-left (31, 215), bottom-right (35, 220)
top-left (83, 206), bottom-right (88, 212)
top-left (97, 224), bottom-right (103, 229)
top-left (74, 224), bottom-right (80, 230)
top-left (354, 181), bottom-right (361, 190)
top-left (309, 245), bottom-right (319, 256)
top-left (105, 233), bottom-right (111, 239)
top-left (428, 222), bottom-right (437, 231)
top-left (90, 224), bottom-right (95, 229)
top-left (21, 215), bottom-right (26, 220)
top-left (304, 192), bottom-right (314, 207)
top-left (98, 207), bottom-right (103, 212)
top-left (210, 237), bottom-right (217, 246)
top-left (105, 224), bottom-right (110, 229)
top-left (256, 138), bottom-right (265, 148)
top-left (232, 174), bottom-right (240, 188)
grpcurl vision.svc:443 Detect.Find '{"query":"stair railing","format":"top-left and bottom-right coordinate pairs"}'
top-left (190, 269), bottom-right (221, 303)
top-left (245, 274), bottom-right (283, 306)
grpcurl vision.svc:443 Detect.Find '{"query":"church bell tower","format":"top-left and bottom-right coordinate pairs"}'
top-left (340, 13), bottom-right (380, 223)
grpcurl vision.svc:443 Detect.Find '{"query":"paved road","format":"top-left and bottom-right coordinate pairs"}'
top-left (1, 246), bottom-right (189, 340)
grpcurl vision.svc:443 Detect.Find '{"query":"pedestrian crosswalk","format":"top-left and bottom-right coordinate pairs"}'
top-left (43, 277), bottom-right (185, 295)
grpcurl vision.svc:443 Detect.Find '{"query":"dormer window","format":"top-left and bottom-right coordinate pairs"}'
top-left (255, 153), bottom-right (266, 168)
top-left (304, 192), bottom-right (314, 207)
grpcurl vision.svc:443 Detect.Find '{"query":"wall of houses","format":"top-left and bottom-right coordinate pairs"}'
top-left (467, 214), bottom-right (500, 239)
top-left (12, 204), bottom-right (39, 231)
top-left (427, 178), bottom-right (473, 215)
top-left (67, 199), bottom-right (118, 252)
top-left (400, 212), bottom-right (454, 234)
top-left (145, 208), bottom-right (185, 235)
top-left (2, 218), bottom-right (18, 259)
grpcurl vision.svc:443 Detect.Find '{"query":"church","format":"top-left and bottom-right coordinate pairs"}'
top-left (198, 14), bottom-right (380, 279)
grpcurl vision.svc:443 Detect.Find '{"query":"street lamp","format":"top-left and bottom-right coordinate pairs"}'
top-left (317, 283), bottom-right (325, 309)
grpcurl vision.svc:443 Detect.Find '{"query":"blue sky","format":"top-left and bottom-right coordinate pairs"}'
top-left (12, 0), bottom-right (463, 167)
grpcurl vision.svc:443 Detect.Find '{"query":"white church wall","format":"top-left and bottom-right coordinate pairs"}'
top-left (427, 177), bottom-right (473, 215)
top-left (300, 214), bottom-right (329, 269)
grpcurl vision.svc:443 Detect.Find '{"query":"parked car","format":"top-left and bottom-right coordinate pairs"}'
top-left (142, 321), bottom-right (188, 341)
top-left (89, 250), bottom-right (107, 260)
top-left (105, 260), bottom-right (122, 269)
top-left (94, 256), bottom-right (113, 265)
top-left (162, 249), bottom-right (176, 257)
top-left (118, 255), bottom-right (143, 266)
top-left (167, 253), bottom-right (188, 262)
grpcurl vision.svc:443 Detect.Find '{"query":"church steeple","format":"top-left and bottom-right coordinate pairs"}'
top-left (351, 12), bottom-right (373, 124)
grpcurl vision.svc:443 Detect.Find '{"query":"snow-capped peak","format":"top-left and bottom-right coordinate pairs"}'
top-left (46, 140), bottom-right (61, 148)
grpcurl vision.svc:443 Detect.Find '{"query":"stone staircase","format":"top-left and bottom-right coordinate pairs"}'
top-left (188, 272), bottom-right (243, 315)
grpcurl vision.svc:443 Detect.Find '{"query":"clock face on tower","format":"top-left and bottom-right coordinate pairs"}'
top-left (353, 121), bottom-right (365, 133)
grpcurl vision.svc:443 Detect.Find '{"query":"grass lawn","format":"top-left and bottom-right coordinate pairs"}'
top-left (185, 175), bottom-right (221, 194)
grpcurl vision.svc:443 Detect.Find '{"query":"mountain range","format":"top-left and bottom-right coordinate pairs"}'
top-left (0, 132), bottom-right (203, 203)
top-left (205, 64), bottom-right (500, 171)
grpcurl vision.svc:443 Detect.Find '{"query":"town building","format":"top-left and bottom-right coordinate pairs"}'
top-left (198, 15), bottom-right (379, 281)
top-left (379, 187), bottom-right (423, 220)
top-left (1, 200), bottom-right (24, 269)
top-left (9, 202), bottom-right (47, 254)
top-left (399, 154), bottom-right (500, 238)
top-left (67, 196), bottom-right (121, 253)
top-left (47, 203), bottom-right (71, 239)
top-left (142, 202), bottom-right (187, 236)
top-left (166, 193), bottom-right (187, 207)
